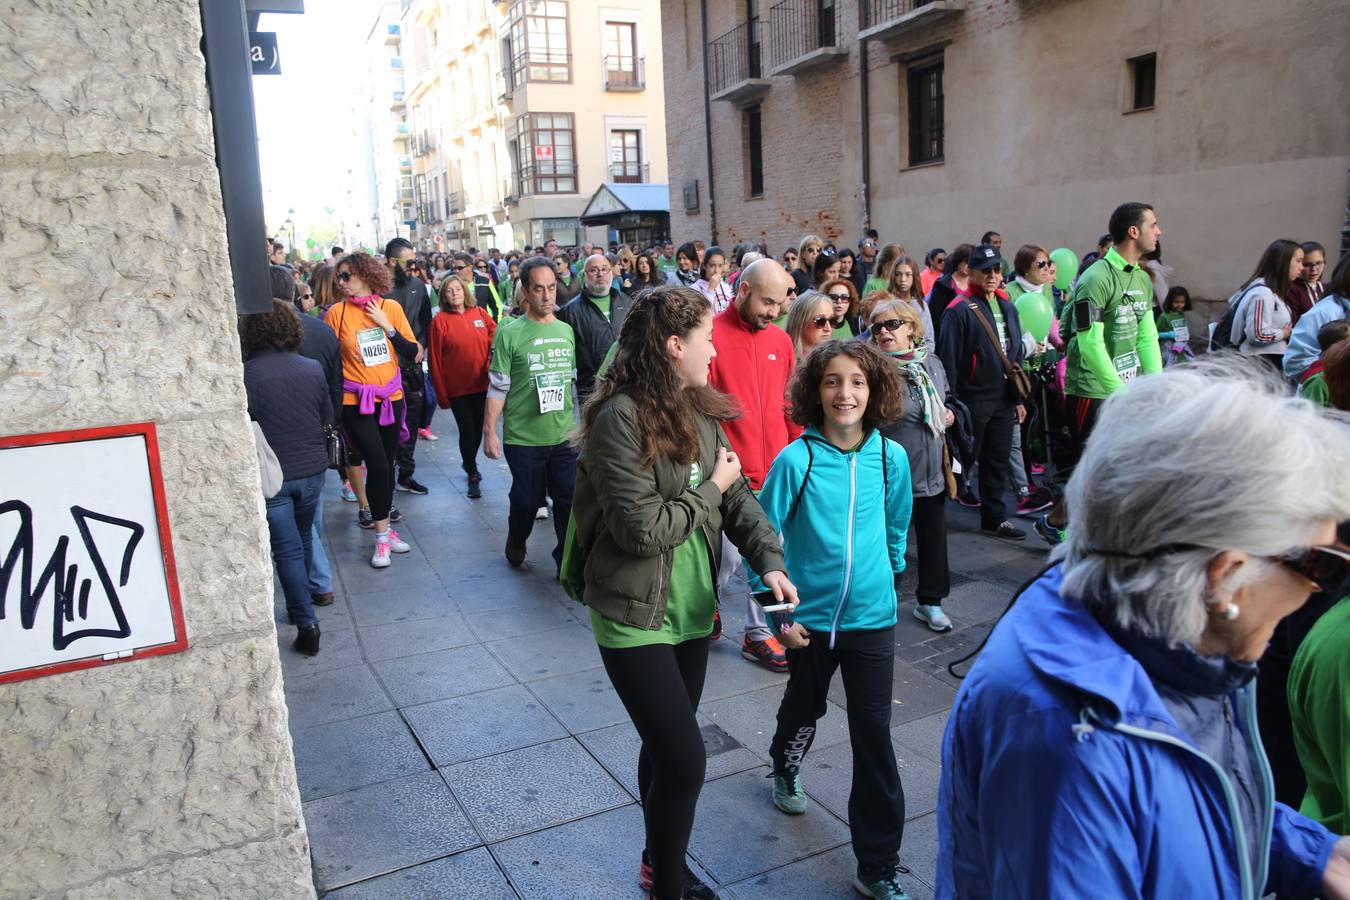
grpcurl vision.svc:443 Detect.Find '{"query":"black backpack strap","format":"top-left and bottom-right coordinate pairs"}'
top-left (787, 440), bottom-right (814, 524)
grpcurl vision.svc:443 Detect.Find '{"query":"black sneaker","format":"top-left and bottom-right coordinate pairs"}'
top-left (388, 506), bottom-right (403, 523)
top-left (955, 490), bottom-right (981, 509)
top-left (396, 477), bottom-right (429, 495)
top-left (293, 624), bottom-right (321, 656)
top-left (467, 474), bottom-right (482, 499)
top-left (505, 536), bottom-right (526, 567)
top-left (638, 850), bottom-right (717, 900)
top-left (981, 521), bottom-right (1027, 541)
top-left (357, 506), bottom-right (374, 529)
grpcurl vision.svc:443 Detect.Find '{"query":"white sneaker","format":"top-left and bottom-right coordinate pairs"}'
top-left (914, 604), bottom-right (953, 632)
top-left (370, 540), bottom-right (392, 568)
top-left (535, 506), bottom-right (549, 520)
top-left (386, 529), bottom-right (411, 553)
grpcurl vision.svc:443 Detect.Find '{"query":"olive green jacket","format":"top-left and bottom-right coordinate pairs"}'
top-left (563, 392), bottom-right (785, 630)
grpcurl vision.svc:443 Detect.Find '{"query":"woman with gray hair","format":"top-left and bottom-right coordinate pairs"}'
top-left (936, 357), bottom-right (1350, 899)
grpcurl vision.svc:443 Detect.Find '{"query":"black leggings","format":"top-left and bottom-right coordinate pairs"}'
top-left (341, 399), bottom-right (404, 522)
top-left (599, 637), bottom-right (709, 900)
top-left (448, 391), bottom-right (487, 477)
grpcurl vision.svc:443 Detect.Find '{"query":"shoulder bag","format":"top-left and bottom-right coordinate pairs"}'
top-left (251, 420), bottom-right (284, 498)
top-left (967, 300), bottom-right (1033, 404)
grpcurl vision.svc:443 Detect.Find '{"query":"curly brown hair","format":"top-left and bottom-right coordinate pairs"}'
top-left (577, 285), bottom-right (738, 467)
top-left (238, 299), bottom-right (303, 356)
top-left (787, 340), bottom-right (905, 431)
top-left (337, 251), bottom-right (392, 296)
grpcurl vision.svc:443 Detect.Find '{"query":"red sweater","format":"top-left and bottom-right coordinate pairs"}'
top-left (428, 306), bottom-right (495, 403)
top-left (708, 306), bottom-right (796, 490)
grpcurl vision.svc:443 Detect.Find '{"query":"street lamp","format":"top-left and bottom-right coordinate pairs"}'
top-left (391, 202), bottom-right (400, 239)
top-left (286, 208), bottom-right (296, 260)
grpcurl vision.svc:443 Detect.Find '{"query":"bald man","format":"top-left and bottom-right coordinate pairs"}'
top-left (557, 253), bottom-right (633, 398)
top-left (707, 258), bottom-right (797, 671)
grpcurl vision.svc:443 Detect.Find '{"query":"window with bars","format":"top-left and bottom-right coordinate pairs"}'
top-left (509, 0), bottom-right (571, 84)
top-left (513, 113), bottom-right (577, 194)
top-left (907, 58), bottom-right (944, 166)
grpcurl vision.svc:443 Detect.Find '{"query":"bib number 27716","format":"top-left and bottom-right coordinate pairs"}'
top-left (535, 373), bottom-right (567, 413)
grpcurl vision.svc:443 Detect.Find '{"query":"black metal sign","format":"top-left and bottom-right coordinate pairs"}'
top-left (249, 31), bottom-right (280, 75)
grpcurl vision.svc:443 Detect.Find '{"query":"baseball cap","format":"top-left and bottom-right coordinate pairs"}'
top-left (969, 244), bottom-right (1003, 271)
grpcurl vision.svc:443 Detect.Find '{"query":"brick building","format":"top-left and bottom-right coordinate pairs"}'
top-left (661, 0), bottom-right (1350, 300)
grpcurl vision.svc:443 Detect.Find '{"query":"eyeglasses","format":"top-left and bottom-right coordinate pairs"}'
top-left (810, 315), bottom-right (833, 329)
top-left (1278, 545), bottom-right (1350, 592)
top-left (1034, 259), bottom-right (1051, 269)
top-left (932, 257), bottom-right (946, 267)
top-left (451, 264), bottom-right (469, 272)
top-left (336, 271), bottom-right (352, 283)
top-left (873, 319), bottom-right (905, 333)
top-left (827, 292), bottom-right (851, 302)
top-left (299, 292), bottom-right (314, 300)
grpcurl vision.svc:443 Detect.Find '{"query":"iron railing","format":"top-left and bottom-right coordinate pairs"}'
top-left (767, 0), bottom-right (840, 70)
top-left (512, 48), bottom-right (572, 83)
top-left (516, 160), bottom-right (579, 195)
top-left (608, 161), bottom-right (649, 184)
top-left (860, 0), bottom-right (927, 30)
top-left (604, 55), bottom-right (645, 89)
top-left (708, 19), bottom-right (763, 96)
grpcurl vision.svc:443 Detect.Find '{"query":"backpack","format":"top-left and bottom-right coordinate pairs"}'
top-left (1211, 283), bottom-right (1258, 351)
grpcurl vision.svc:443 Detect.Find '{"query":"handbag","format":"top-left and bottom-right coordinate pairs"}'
top-left (251, 421), bottom-right (283, 498)
top-left (324, 424), bottom-right (347, 471)
top-left (967, 300), bottom-right (1033, 404)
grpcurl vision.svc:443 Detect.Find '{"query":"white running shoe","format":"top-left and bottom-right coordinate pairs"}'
top-left (370, 540), bottom-right (392, 568)
top-left (914, 604), bottom-right (953, 632)
top-left (535, 505), bottom-right (549, 520)
top-left (386, 529), bottom-right (411, 553)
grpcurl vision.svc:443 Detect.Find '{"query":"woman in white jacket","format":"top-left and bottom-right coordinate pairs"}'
top-left (1231, 239), bottom-right (1304, 371)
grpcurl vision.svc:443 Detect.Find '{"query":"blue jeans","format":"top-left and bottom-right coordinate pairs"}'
top-left (265, 470), bottom-right (326, 628)
top-left (503, 441), bottom-right (577, 565)
top-left (306, 519), bottom-right (332, 594)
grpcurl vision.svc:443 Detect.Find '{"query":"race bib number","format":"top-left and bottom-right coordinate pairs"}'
top-left (473, 319), bottom-right (486, 329)
top-left (1172, 322), bottom-right (1190, 343)
top-left (1113, 351), bottom-right (1140, 384)
top-left (356, 327), bottom-right (391, 367)
top-left (535, 372), bottom-right (567, 413)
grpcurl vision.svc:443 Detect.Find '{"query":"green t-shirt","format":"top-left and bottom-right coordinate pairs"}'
top-left (589, 292), bottom-right (612, 320)
top-left (989, 298), bottom-right (1010, 351)
top-left (488, 316), bottom-right (577, 446)
top-left (590, 462), bottom-right (718, 648)
top-left (1290, 597), bottom-right (1350, 832)
top-left (1156, 310), bottom-right (1189, 343)
top-left (657, 255), bottom-right (677, 273)
top-left (862, 277), bottom-right (887, 297)
top-left (1299, 372), bottom-right (1330, 407)
top-left (1063, 248), bottom-right (1162, 399)
top-left (832, 323), bottom-right (853, 341)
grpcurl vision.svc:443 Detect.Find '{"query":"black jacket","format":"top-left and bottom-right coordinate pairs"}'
top-left (384, 276), bottom-right (433, 345)
top-left (926, 275), bottom-right (960, 347)
top-left (244, 349), bottom-right (331, 482)
top-left (471, 274), bottom-right (500, 319)
top-left (937, 290), bottom-right (1024, 405)
top-left (297, 314), bottom-right (342, 423)
top-left (557, 288), bottom-right (633, 398)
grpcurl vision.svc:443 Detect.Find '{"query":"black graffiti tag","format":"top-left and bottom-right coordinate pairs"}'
top-left (0, 500), bottom-right (144, 651)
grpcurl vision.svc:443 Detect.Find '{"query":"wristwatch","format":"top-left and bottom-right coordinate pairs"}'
top-left (385, 327), bottom-right (397, 338)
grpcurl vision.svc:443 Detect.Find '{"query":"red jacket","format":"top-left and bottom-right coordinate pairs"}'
top-left (428, 306), bottom-right (495, 403)
top-left (708, 306), bottom-right (796, 490)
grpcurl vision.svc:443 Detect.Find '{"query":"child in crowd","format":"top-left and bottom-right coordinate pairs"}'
top-left (1298, 320), bottom-right (1350, 407)
top-left (1155, 285), bottom-right (1196, 366)
top-left (753, 341), bottom-right (914, 900)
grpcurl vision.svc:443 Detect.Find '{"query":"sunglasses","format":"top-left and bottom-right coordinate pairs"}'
top-left (872, 319), bottom-right (905, 333)
top-left (336, 271), bottom-right (352, 283)
top-left (1035, 259), bottom-right (1051, 269)
top-left (451, 264), bottom-right (469, 271)
top-left (1091, 541), bottom-right (1350, 593)
top-left (827, 293), bottom-right (851, 302)
top-left (299, 292), bottom-right (314, 300)
top-left (810, 315), bottom-right (833, 329)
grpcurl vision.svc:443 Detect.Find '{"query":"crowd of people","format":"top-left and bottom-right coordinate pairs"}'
top-left (239, 205), bottom-right (1350, 899)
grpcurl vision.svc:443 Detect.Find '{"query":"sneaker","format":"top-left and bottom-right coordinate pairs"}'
top-left (418, 428), bottom-right (438, 441)
top-left (914, 604), bottom-right (953, 632)
top-left (709, 608), bottom-right (722, 641)
top-left (388, 506), bottom-right (403, 523)
top-left (293, 624), bottom-right (321, 656)
top-left (1030, 462), bottom-right (1047, 476)
top-left (310, 591), bottom-right (334, 607)
top-left (340, 482), bottom-right (357, 502)
top-left (535, 505), bottom-right (549, 520)
top-left (385, 529), bottom-right (411, 553)
top-left (370, 540), bottom-right (391, 568)
top-left (505, 536), bottom-right (526, 567)
top-left (853, 867), bottom-right (911, 900)
top-left (467, 474), bottom-right (482, 499)
top-left (357, 505), bottom-right (374, 529)
top-left (955, 490), bottom-right (981, 509)
top-left (772, 772), bottom-right (808, 815)
top-left (396, 477), bottom-right (429, 495)
top-left (1014, 488), bottom-right (1054, 517)
top-left (1034, 514), bottom-right (1066, 546)
top-left (981, 521), bottom-right (1027, 542)
top-left (638, 850), bottom-right (717, 900)
top-left (741, 635), bottom-right (788, 673)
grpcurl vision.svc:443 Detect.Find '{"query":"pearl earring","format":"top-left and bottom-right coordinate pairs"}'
top-left (1218, 603), bottom-right (1240, 621)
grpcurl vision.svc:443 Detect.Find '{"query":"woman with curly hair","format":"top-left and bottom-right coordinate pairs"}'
top-left (240, 300), bottom-right (333, 656)
top-left (754, 339), bottom-right (916, 900)
top-left (323, 252), bottom-right (420, 568)
top-left (563, 285), bottom-right (798, 900)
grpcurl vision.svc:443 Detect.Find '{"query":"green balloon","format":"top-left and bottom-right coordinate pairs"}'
top-left (305, 237), bottom-right (317, 248)
top-left (1015, 292), bottom-right (1054, 343)
top-left (1050, 248), bottom-right (1079, 291)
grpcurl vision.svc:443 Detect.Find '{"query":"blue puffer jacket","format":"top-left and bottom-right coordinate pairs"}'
top-left (937, 566), bottom-right (1337, 899)
top-left (750, 427), bottom-right (912, 646)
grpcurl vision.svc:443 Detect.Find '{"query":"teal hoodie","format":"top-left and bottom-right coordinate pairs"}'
top-left (751, 427), bottom-right (912, 645)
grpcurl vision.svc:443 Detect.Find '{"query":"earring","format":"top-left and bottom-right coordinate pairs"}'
top-left (1217, 602), bottom-right (1240, 621)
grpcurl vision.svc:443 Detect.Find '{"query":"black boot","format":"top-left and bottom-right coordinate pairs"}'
top-left (294, 624), bottom-right (321, 656)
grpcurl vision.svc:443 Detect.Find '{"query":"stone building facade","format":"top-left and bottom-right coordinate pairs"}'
top-left (661, 0), bottom-right (1350, 300)
top-left (1, 2), bottom-right (312, 896)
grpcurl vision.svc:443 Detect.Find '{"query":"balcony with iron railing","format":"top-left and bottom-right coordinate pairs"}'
top-left (708, 19), bottom-right (771, 106)
top-left (767, 0), bottom-right (847, 75)
top-left (604, 55), bottom-right (645, 91)
top-left (858, 0), bottom-right (964, 41)
top-left (512, 48), bottom-right (572, 85)
top-left (608, 161), bottom-right (650, 184)
top-left (515, 160), bottom-right (579, 195)
top-left (502, 175), bottom-right (519, 205)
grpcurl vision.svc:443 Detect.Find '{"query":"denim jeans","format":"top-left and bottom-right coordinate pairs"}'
top-left (503, 441), bottom-right (577, 565)
top-left (306, 517), bottom-right (332, 595)
top-left (265, 469), bottom-right (326, 628)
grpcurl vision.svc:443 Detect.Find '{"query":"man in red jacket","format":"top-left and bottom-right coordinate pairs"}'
top-left (708, 258), bottom-right (797, 671)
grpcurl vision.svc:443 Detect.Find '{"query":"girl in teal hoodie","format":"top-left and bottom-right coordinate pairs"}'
top-left (754, 340), bottom-right (915, 900)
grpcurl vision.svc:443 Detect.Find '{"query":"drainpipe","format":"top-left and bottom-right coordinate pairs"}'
top-left (700, 0), bottom-right (718, 243)
top-left (858, 27), bottom-right (870, 233)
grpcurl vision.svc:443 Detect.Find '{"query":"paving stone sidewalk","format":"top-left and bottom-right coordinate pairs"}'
top-left (275, 419), bottom-right (1050, 898)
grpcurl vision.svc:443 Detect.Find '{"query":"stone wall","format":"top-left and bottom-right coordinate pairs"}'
top-left (0, 2), bottom-right (313, 897)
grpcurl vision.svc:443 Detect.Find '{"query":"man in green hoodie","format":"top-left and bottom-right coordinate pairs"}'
top-left (1036, 203), bottom-right (1163, 546)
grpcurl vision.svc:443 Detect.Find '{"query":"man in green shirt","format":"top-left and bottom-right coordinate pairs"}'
top-left (657, 241), bottom-right (678, 275)
top-left (1037, 202), bottom-right (1163, 545)
top-left (484, 256), bottom-right (579, 571)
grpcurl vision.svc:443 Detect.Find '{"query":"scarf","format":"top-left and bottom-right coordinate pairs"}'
top-left (675, 268), bottom-right (698, 287)
top-left (1014, 275), bottom-right (1044, 295)
top-left (347, 294), bottom-right (379, 309)
top-left (889, 347), bottom-right (945, 436)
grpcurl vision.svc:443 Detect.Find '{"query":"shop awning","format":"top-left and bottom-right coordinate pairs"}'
top-left (579, 183), bottom-right (670, 225)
